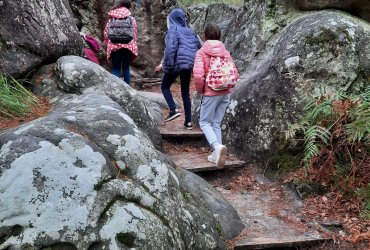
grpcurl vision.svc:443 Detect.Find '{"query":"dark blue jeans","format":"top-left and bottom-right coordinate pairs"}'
top-left (111, 48), bottom-right (132, 85)
top-left (161, 70), bottom-right (192, 123)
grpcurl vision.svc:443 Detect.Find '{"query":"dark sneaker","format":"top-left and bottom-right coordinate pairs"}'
top-left (184, 122), bottom-right (193, 130)
top-left (165, 109), bottom-right (181, 122)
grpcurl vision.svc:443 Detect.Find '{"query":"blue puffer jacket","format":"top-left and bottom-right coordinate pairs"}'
top-left (163, 8), bottom-right (201, 73)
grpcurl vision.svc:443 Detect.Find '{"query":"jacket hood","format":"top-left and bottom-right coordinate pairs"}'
top-left (108, 7), bottom-right (131, 18)
top-left (202, 40), bottom-right (227, 57)
top-left (168, 8), bottom-right (186, 28)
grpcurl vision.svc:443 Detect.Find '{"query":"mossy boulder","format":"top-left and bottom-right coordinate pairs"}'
top-left (193, 10), bottom-right (370, 163)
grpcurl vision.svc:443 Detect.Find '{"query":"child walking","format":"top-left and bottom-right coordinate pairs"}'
top-left (103, 0), bottom-right (138, 85)
top-left (193, 23), bottom-right (239, 168)
top-left (155, 8), bottom-right (201, 129)
top-left (76, 19), bottom-right (100, 65)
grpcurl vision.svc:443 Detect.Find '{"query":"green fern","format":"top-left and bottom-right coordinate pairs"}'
top-left (345, 88), bottom-right (370, 143)
top-left (285, 123), bottom-right (301, 141)
top-left (286, 86), bottom-right (369, 167)
top-left (302, 125), bottom-right (331, 166)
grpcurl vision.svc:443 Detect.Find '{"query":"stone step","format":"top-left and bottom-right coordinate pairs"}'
top-left (170, 152), bottom-right (246, 172)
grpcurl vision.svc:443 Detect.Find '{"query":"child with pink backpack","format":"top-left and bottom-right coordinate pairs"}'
top-left (192, 23), bottom-right (239, 168)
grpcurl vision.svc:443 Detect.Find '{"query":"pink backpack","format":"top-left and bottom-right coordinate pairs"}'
top-left (205, 56), bottom-right (238, 91)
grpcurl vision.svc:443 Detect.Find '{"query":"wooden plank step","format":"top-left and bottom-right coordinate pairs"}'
top-left (216, 180), bottom-right (331, 250)
top-left (159, 126), bottom-right (204, 139)
top-left (234, 237), bottom-right (331, 249)
top-left (170, 152), bottom-right (246, 172)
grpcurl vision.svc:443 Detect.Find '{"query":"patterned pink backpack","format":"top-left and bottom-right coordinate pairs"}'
top-left (205, 56), bottom-right (238, 91)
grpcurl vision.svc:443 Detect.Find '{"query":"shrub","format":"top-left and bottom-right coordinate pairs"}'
top-left (285, 87), bottom-right (370, 186)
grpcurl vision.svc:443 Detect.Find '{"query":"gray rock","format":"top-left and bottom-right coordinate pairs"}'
top-left (194, 10), bottom-right (370, 163)
top-left (187, 3), bottom-right (238, 39)
top-left (223, 0), bottom-right (300, 74)
top-left (227, 11), bottom-right (370, 162)
top-left (292, 0), bottom-right (370, 23)
top-left (0, 0), bottom-right (81, 78)
top-left (138, 91), bottom-right (182, 123)
top-left (272, 11), bottom-right (370, 90)
top-left (32, 64), bottom-right (66, 103)
top-left (179, 170), bottom-right (245, 240)
top-left (33, 56), bottom-right (163, 150)
top-left (0, 92), bottom-right (231, 249)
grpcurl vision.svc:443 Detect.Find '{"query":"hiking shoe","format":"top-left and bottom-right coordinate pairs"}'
top-left (165, 109), bottom-right (181, 122)
top-left (207, 150), bottom-right (217, 163)
top-left (184, 122), bottom-right (193, 130)
top-left (215, 144), bottom-right (227, 168)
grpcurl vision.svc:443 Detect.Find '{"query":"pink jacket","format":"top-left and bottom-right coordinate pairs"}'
top-left (83, 35), bottom-right (100, 64)
top-left (193, 40), bottom-right (238, 96)
top-left (103, 7), bottom-right (138, 61)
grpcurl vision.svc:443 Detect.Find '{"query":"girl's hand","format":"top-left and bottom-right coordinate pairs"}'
top-left (154, 64), bottom-right (162, 73)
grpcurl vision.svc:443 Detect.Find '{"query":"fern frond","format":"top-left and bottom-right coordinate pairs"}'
top-left (304, 126), bottom-right (330, 144)
top-left (285, 123), bottom-right (303, 140)
top-left (303, 140), bottom-right (319, 166)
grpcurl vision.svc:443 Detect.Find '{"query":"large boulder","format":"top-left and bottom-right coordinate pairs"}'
top-left (225, 10), bottom-right (370, 162)
top-left (223, 0), bottom-right (300, 74)
top-left (131, 0), bottom-right (176, 75)
top-left (180, 171), bottom-right (245, 239)
top-left (223, 0), bottom-right (370, 75)
top-left (292, 0), bottom-right (370, 23)
top-left (0, 0), bottom-right (81, 78)
top-left (194, 10), bottom-right (370, 163)
top-left (0, 90), bottom-right (243, 249)
top-left (187, 3), bottom-right (238, 39)
top-left (32, 56), bottom-right (163, 149)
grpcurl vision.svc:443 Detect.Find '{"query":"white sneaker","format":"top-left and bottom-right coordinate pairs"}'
top-left (207, 151), bottom-right (217, 163)
top-left (215, 144), bottom-right (227, 168)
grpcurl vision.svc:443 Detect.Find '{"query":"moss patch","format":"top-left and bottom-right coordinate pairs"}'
top-left (40, 242), bottom-right (77, 250)
top-left (306, 27), bottom-right (352, 47)
top-left (0, 34), bottom-right (11, 49)
top-left (264, 151), bottom-right (301, 179)
top-left (93, 177), bottom-right (114, 191)
top-left (215, 221), bottom-right (222, 235)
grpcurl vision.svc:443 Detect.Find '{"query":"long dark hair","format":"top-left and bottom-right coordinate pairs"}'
top-left (112, 0), bottom-right (131, 10)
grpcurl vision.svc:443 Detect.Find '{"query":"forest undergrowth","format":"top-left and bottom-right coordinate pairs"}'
top-left (284, 86), bottom-right (370, 248)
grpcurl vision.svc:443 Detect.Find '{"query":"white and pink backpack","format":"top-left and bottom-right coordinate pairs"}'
top-left (205, 56), bottom-right (238, 91)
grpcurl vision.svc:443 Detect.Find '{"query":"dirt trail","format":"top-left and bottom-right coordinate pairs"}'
top-left (159, 114), bottom-right (331, 249)
top-left (140, 80), bottom-right (368, 249)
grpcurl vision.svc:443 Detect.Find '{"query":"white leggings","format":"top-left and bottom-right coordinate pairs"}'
top-left (199, 94), bottom-right (231, 149)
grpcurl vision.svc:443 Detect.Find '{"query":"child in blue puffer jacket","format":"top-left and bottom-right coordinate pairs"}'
top-left (155, 8), bottom-right (201, 130)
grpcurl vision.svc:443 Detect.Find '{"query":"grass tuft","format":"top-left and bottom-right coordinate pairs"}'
top-left (0, 76), bottom-right (38, 119)
top-left (0, 76), bottom-right (51, 129)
